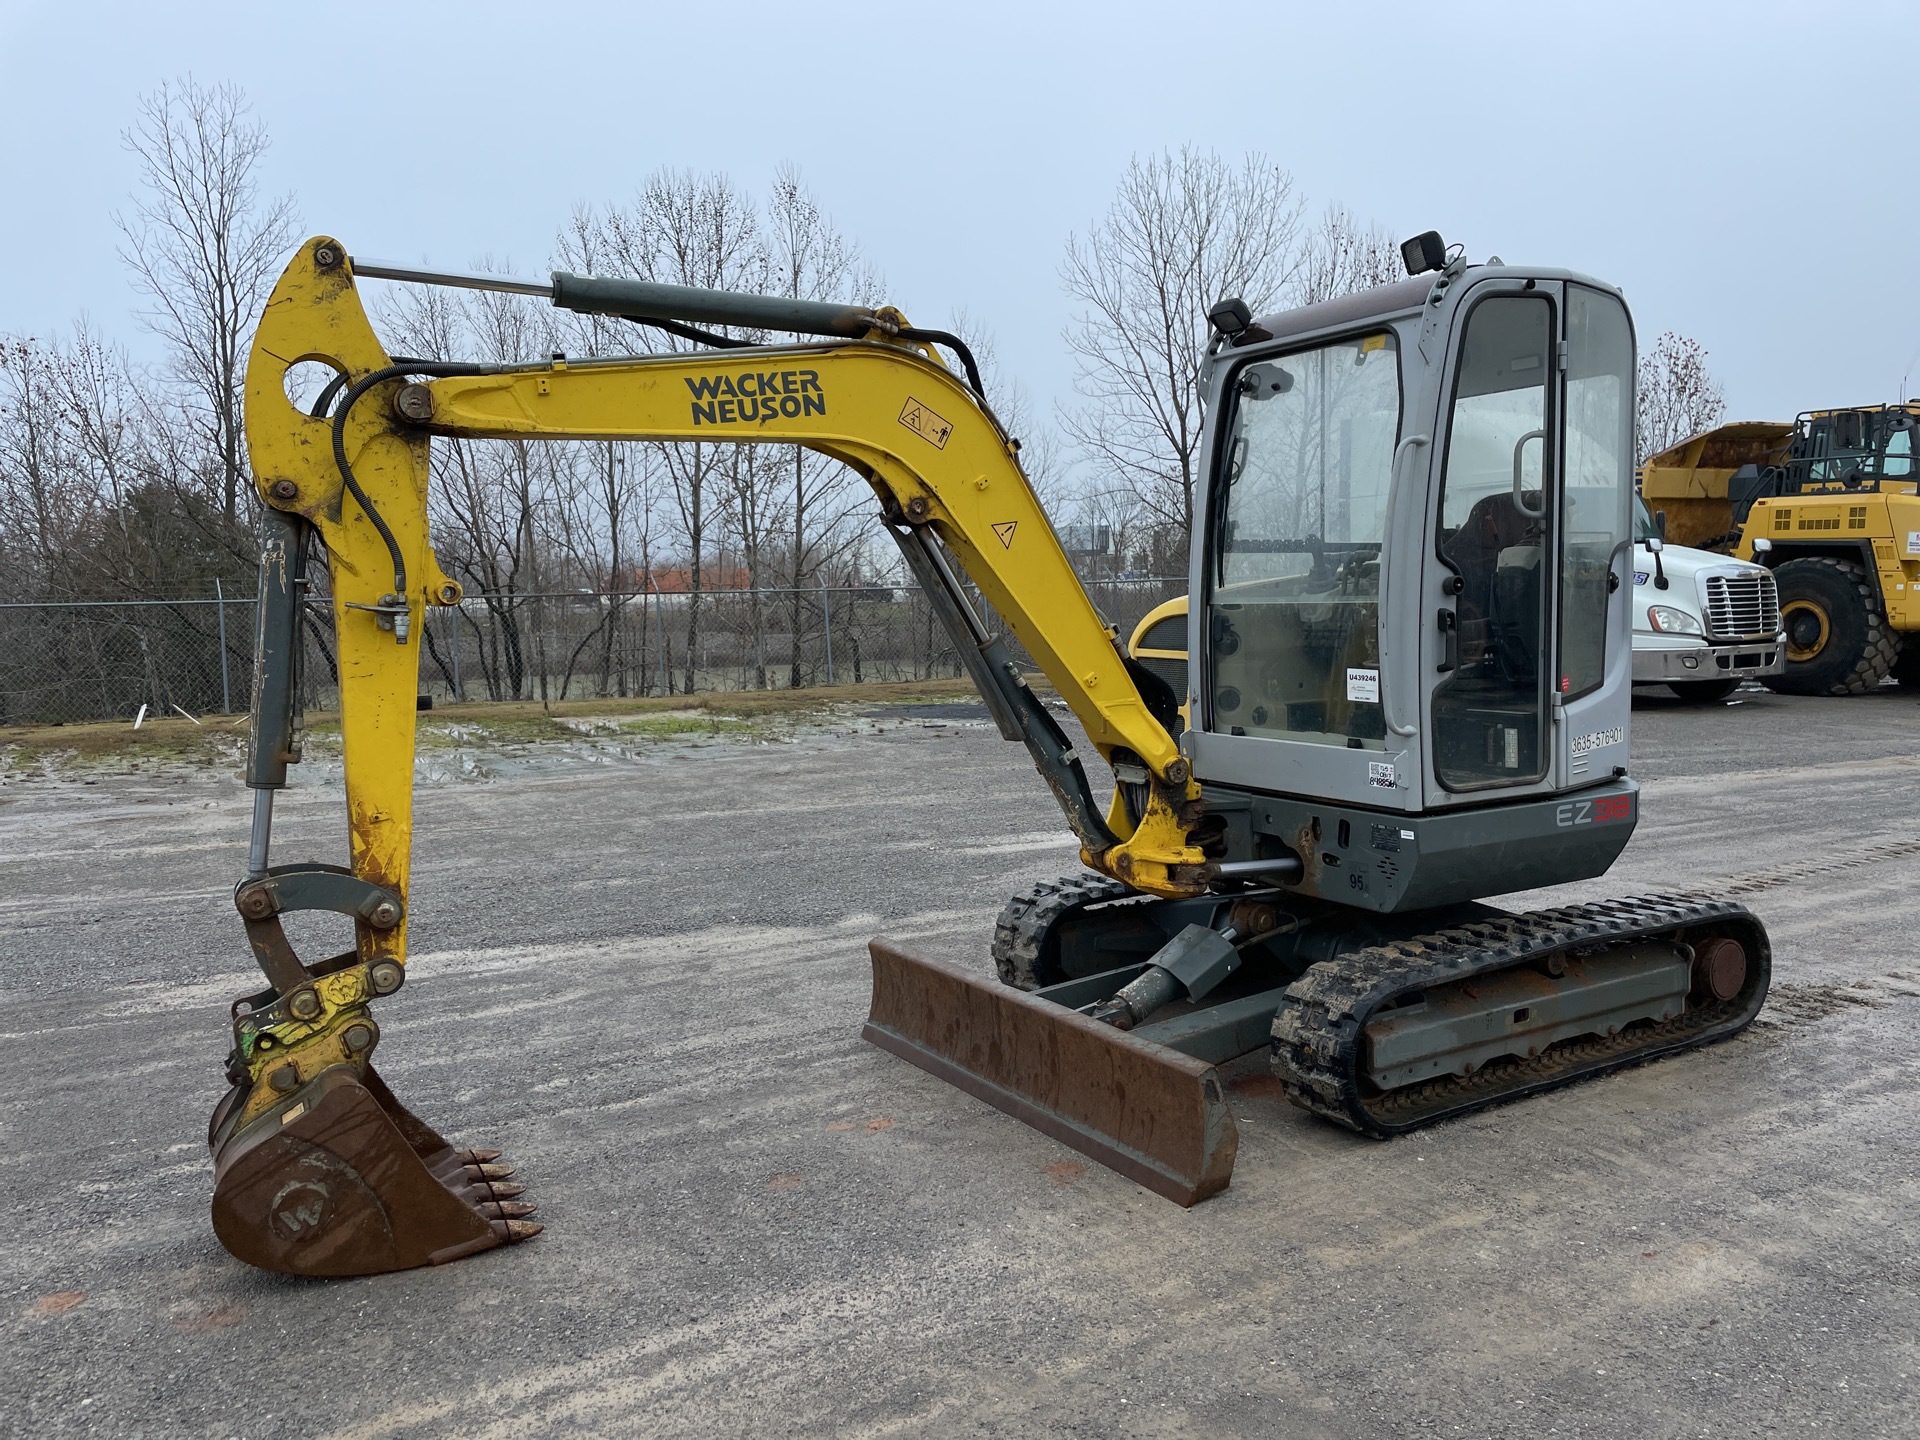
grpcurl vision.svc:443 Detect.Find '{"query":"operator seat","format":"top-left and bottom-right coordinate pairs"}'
top-left (1442, 489), bottom-right (1544, 684)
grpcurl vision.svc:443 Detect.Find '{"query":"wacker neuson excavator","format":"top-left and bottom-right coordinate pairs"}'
top-left (211, 234), bottom-right (1770, 1276)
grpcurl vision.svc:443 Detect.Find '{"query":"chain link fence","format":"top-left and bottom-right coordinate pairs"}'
top-left (0, 577), bottom-right (1186, 727)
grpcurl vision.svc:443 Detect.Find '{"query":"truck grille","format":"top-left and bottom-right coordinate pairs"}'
top-left (1703, 572), bottom-right (1780, 641)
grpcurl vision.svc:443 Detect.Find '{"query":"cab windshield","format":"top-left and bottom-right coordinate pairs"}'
top-left (1209, 330), bottom-right (1401, 748)
top-left (1633, 495), bottom-right (1658, 543)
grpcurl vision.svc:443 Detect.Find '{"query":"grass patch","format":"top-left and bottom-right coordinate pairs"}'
top-left (0, 677), bottom-right (987, 766)
top-left (0, 714), bottom-right (249, 767)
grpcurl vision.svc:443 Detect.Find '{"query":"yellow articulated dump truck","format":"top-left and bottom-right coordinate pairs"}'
top-left (1639, 405), bottom-right (1920, 694)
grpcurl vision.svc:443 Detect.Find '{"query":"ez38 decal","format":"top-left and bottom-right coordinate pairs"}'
top-left (1555, 793), bottom-right (1633, 828)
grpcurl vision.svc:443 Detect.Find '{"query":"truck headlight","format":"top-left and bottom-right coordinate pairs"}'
top-left (1647, 605), bottom-right (1703, 635)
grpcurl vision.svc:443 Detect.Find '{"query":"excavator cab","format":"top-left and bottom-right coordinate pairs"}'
top-left (1188, 265), bottom-right (1639, 882)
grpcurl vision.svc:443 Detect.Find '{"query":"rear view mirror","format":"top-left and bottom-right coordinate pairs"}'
top-left (1236, 364), bottom-right (1293, 399)
top-left (1655, 509), bottom-right (1668, 540)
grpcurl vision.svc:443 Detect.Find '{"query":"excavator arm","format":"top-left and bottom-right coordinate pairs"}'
top-left (210, 237), bottom-right (1210, 1276)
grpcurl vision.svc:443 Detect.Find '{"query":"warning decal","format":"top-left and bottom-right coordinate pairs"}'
top-left (898, 397), bottom-right (954, 449)
top-left (992, 521), bottom-right (1018, 548)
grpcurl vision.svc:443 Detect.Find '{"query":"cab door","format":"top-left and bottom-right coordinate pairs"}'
top-left (1426, 285), bottom-right (1561, 795)
top-left (1423, 281), bottom-right (1635, 802)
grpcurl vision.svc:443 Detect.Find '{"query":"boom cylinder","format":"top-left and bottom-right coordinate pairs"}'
top-left (548, 272), bottom-right (878, 339)
top-left (348, 256), bottom-right (878, 340)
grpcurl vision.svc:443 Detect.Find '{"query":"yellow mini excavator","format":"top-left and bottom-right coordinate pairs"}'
top-left (211, 235), bottom-right (1770, 1276)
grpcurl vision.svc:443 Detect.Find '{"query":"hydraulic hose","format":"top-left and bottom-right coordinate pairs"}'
top-left (896, 327), bottom-right (983, 397)
top-left (618, 314), bottom-right (753, 350)
top-left (328, 361), bottom-right (501, 597)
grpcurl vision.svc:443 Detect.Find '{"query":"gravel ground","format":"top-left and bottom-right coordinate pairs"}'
top-left (2, 685), bottom-right (1917, 1438)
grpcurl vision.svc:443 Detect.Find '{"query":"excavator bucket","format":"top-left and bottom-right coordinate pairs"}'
top-left (209, 1065), bottom-right (538, 1278)
top-left (862, 940), bottom-right (1239, 1205)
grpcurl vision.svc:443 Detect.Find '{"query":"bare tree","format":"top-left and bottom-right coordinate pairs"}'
top-left (1636, 330), bottom-right (1727, 464)
top-left (0, 335), bottom-right (88, 594)
top-left (0, 324), bottom-right (177, 600)
top-left (765, 166), bottom-right (881, 686)
top-left (580, 170), bottom-right (770, 693)
top-left (380, 273), bottom-right (575, 701)
top-left (115, 78), bottom-right (298, 525)
top-left (553, 210), bottom-right (670, 695)
top-left (1059, 149), bottom-right (1304, 552)
top-left (1297, 204), bottom-right (1403, 305)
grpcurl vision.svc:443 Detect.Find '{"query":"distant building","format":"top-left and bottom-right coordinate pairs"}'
top-left (621, 567), bottom-right (755, 594)
top-left (1059, 523), bottom-right (1113, 558)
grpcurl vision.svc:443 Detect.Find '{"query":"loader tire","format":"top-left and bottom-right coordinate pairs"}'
top-left (1760, 557), bottom-right (1897, 696)
top-left (1893, 636), bottom-right (1920, 691)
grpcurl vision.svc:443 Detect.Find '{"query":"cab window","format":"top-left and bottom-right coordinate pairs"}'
top-left (1209, 331), bottom-right (1401, 749)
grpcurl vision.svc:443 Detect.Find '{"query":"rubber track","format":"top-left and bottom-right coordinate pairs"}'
top-left (991, 873), bottom-right (1137, 989)
top-left (1272, 893), bottom-right (1770, 1137)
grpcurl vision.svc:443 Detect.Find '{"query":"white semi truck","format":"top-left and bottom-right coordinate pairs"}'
top-left (1631, 496), bottom-right (1784, 702)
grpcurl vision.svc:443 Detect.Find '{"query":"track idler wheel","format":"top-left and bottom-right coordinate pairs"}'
top-left (1690, 935), bottom-right (1749, 1005)
top-left (209, 1064), bottom-right (539, 1277)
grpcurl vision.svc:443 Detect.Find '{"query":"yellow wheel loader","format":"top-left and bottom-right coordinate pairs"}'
top-left (1639, 405), bottom-right (1920, 693)
top-left (210, 234), bottom-right (1770, 1276)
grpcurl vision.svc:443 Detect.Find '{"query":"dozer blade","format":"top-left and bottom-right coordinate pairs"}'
top-left (210, 1064), bottom-right (538, 1277)
top-left (862, 939), bottom-right (1238, 1205)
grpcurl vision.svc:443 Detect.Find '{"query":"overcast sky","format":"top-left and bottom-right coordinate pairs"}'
top-left (2, 0), bottom-right (1912, 442)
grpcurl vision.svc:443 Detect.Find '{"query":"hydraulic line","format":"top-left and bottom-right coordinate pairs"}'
top-left (895, 327), bottom-right (983, 397)
top-left (618, 313), bottom-right (753, 350)
top-left (328, 361), bottom-right (500, 598)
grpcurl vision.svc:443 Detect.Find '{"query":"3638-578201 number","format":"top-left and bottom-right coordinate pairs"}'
top-left (1555, 793), bottom-right (1633, 828)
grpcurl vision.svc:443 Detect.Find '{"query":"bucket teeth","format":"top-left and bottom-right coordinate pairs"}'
top-left (499, 1220), bottom-right (544, 1242)
top-left (467, 1179), bottom-right (527, 1199)
top-left (462, 1161), bottom-right (516, 1182)
top-left (456, 1148), bottom-right (503, 1164)
top-left (478, 1200), bottom-right (539, 1220)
